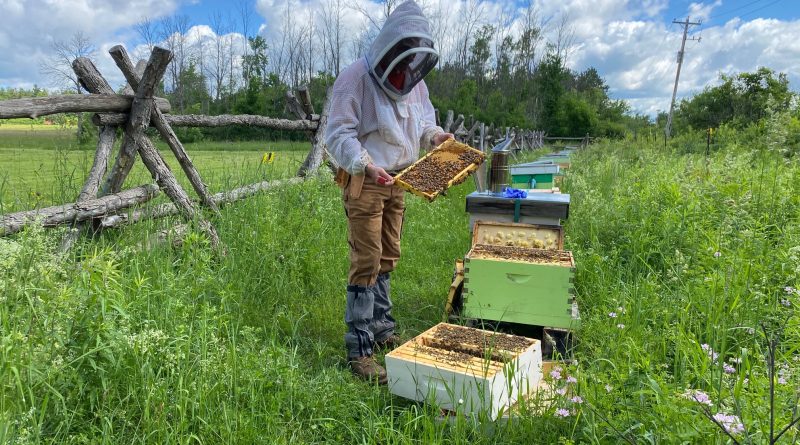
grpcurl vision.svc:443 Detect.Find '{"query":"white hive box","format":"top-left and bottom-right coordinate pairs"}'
top-left (385, 323), bottom-right (542, 420)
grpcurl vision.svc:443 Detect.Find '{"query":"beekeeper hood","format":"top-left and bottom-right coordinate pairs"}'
top-left (367, 0), bottom-right (439, 101)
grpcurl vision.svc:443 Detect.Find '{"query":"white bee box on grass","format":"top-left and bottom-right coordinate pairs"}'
top-left (385, 323), bottom-right (542, 420)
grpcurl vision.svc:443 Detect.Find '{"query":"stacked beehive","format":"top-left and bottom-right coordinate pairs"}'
top-left (462, 149), bottom-right (578, 336)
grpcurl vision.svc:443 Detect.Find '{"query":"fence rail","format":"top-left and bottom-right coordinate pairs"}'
top-left (0, 43), bottom-right (592, 250)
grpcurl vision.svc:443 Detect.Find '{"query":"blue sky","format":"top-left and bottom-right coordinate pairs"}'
top-left (1, 0), bottom-right (798, 118)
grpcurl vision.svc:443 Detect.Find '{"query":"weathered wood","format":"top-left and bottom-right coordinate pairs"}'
top-left (100, 177), bottom-right (304, 228)
top-left (98, 60), bottom-right (148, 196)
top-left (297, 85), bottom-right (314, 117)
top-left (121, 60), bottom-right (147, 95)
top-left (59, 58), bottom-right (124, 252)
top-left (1, 185), bottom-right (159, 236)
top-left (0, 94), bottom-right (171, 119)
top-left (297, 87), bottom-right (334, 177)
top-left (109, 45), bottom-right (219, 215)
top-left (443, 110), bottom-right (454, 133)
top-left (114, 46), bottom-right (220, 247)
top-left (285, 91), bottom-right (307, 120)
top-left (92, 112), bottom-right (318, 130)
top-left (452, 114), bottom-right (465, 135)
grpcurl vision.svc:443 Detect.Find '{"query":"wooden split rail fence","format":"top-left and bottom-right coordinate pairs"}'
top-left (0, 44), bottom-right (555, 250)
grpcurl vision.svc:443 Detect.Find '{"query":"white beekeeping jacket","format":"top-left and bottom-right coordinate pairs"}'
top-left (325, 0), bottom-right (444, 176)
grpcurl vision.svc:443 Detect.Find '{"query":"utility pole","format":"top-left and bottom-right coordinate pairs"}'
top-left (665, 16), bottom-right (701, 139)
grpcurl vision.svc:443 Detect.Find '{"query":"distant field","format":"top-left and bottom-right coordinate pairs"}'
top-left (0, 126), bottom-right (310, 213)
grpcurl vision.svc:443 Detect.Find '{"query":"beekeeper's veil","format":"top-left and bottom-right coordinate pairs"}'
top-left (367, 0), bottom-right (439, 101)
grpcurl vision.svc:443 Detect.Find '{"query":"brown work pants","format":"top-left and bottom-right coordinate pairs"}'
top-left (342, 177), bottom-right (405, 286)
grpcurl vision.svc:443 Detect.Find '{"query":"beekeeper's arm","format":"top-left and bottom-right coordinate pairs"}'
top-left (325, 81), bottom-right (372, 176)
top-left (325, 81), bottom-right (394, 186)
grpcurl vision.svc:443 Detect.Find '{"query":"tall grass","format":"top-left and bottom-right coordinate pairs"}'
top-left (1, 130), bottom-right (799, 443)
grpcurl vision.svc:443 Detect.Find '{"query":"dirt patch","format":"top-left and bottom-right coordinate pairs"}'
top-left (469, 244), bottom-right (572, 265)
top-left (396, 141), bottom-right (485, 195)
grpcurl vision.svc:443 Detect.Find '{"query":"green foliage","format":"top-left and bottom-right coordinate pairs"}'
top-left (5, 126), bottom-right (800, 443)
top-left (553, 93), bottom-right (597, 137)
top-left (676, 67), bottom-right (796, 130)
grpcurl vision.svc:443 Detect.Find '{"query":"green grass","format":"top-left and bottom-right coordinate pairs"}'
top-left (2, 127), bottom-right (800, 443)
top-left (0, 127), bottom-right (309, 213)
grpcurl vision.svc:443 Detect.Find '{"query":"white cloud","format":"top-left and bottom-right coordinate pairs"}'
top-left (1, 0), bottom-right (798, 121)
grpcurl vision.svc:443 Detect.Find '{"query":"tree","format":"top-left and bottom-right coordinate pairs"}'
top-left (677, 67), bottom-right (795, 130)
top-left (39, 31), bottom-right (97, 138)
top-left (243, 36), bottom-right (269, 85)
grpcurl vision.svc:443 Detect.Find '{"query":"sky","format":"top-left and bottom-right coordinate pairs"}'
top-left (0, 0), bottom-right (798, 118)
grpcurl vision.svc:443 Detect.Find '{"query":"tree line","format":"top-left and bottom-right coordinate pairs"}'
top-left (20, 1), bottom-right (799, 144)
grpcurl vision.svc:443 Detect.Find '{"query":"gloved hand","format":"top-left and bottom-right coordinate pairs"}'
top-left (502, 187), bottom-right (528, 199)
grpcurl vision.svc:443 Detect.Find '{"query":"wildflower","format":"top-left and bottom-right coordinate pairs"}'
top-left (554, 408), bottom-right (570, 418)
top-left (685, 390), bottom-right (713, 406)
top-left (723, 364), bottom-right (735, 374)
top-left (617, 306), bottom-right (625, 313)
top-left (781, 299), bottom-right (791, 307)
top-left (556, 387), bottom-right (567, 396)
top-left (778, 377), bottom-right (787, 385)
top-left (728, 357), bottom-right (742, 364)
top-left (714, 251), bottom-right (721, 258)
top-left (712, 413), bottom-right (744, 435)
top-left (571, 396), bottom-right (583, 404)
top-left (608, 312), bottom-right (617, 318)
top-left (566, 376), bottom-right (578, 384)
top-left (458, 398), bottom-right (464, 405)
top-left (605, 384), bottom-right (613, 393)
top-left (747, 328), bottom-right (755, 335)
top-left (785, 286), bottom-right (796, 294)
top-left (550, 369), bottom-right (562, 380)
top-left (617, 323), bottom-right (625, 329)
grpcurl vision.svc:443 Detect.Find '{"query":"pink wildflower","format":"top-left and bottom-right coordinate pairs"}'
top-left (555, 408), bottom-right (570, 418)
top-left (712, 413), bottom-right (744, 435)
top-left (570, 396), bottom-right (583, 404)
top-left (566, 376), bottom-right (577, 384)
top-left (723, 364), bottom-right (735, 374)
top-left (685, 390), bottom-right (713, 406)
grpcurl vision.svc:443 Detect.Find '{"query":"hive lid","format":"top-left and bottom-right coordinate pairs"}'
top-left (472, 221), bottom-right (564, 250)
top-left (394, 139), bottom-right (485, 202)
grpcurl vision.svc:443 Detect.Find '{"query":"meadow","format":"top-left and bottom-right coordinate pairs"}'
top-left (1, 124), bottom-right (799, 444)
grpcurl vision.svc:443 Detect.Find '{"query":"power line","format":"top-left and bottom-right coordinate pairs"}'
top-left (665, 16), bottom-right (701, 139)
top-left (709, 0), bottom-right (767, 20)
top-left (708, 0), bottom-right (784, 22)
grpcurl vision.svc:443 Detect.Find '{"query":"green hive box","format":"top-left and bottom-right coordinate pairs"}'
top-left (462, 247), bottom-right (578, 329)
top-left (510, 162), bottom-right (560, 189)
top-left (511, 174), bottom-right (555, 189)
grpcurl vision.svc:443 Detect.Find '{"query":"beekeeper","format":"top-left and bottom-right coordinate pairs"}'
top-left (325, 0), bottom-right (453, 383)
